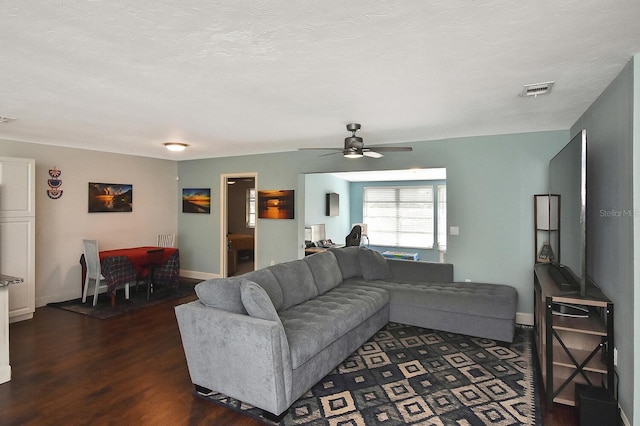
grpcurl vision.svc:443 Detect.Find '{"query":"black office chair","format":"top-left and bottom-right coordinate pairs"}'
top-left (345, 225), bottom-right (362, 247)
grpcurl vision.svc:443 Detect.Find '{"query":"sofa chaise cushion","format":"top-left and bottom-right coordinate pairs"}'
top-left (363, 280), bottom-right (517, 320)
top-left (279, 284), bottom-right (389, 369)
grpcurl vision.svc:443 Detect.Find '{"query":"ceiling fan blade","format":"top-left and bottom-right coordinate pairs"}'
top-left (320, 151), bottom-right (342, 157)
top-left (366, 146), bottom-right (413, 152)
top-left (298, 147), bottom-right (343, 151)
top-left (363, 150), bottom-right (384, 158)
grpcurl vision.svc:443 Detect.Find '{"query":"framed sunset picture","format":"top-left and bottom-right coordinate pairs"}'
top-left (88, 182), bottom-right (133, 213)
top-left (258, 189), bottom-right (294, 219)
top-left (182, 188), bottom-right (211, 213)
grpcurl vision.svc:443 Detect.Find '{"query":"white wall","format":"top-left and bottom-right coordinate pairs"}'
top-left (0, 139), bottom-right (178, 306)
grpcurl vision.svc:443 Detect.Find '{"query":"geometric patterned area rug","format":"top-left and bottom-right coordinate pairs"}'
top-left (47, 278), bottom-right (199, 319)
top-left (195, 323), bottom-right (541, 425)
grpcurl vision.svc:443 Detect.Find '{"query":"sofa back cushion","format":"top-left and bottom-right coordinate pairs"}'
top-left (359, 248), bottom-right (392, 281)
top-left (270, 259), bottom-right (318, 310)
top-left (243, 268), bottom-right (284, 311)
top-left (195, 277), bottom-right (247, 314)
top-left (240, 280), bottom-right (281, 323)
top-left (304, 250), bottom-right (343, 294)
top-left (386, 259), bottom-right (454, 283)
top-left (329, 246), bottom-right (362, 280)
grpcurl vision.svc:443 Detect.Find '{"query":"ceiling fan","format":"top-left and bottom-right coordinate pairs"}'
top-left (299, 123), bottom-right (413, 159)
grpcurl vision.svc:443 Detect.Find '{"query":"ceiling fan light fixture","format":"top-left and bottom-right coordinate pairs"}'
top-left (344, 153), bottom-right (363, 159)
top-left (343, 148), bottom-right (363, 159)
top-left (164, 142), bottom-right (189, 152)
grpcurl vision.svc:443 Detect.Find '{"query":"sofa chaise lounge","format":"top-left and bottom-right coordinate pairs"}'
top-left (175, 246), bottom-right (517, 420)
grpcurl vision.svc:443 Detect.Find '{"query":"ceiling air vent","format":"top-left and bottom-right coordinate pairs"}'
top-left (520, 81), bottom-right (554, 97)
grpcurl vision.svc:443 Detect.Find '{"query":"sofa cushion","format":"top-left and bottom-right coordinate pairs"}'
top-left (240, 280), bottom-right (281, 323)
top-left (359, 248), bottom-right (392, 281)
top-left (195, 277), bottom-right (246, 314)
top-left (387, 259), bottom-right (454, 283)
top-left (243, 268), bottom-right (284, 311)
top-left (304, 251), bottom-right (343, 294)
top-left (279, 284), bottom-right (389, 369)
top-left (364, 280), bottom-right (517, 320)
top-left (329, 246), bottom-right (362, 280)
top-left (270, 260), bottom-right (319, 310)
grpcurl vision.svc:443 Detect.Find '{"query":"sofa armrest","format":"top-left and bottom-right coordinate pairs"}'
top-left (175, 301), bottom-right (293, 416)
top-left (387, 259), bottom-right (454, 283)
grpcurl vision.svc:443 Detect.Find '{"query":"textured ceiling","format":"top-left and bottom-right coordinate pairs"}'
top-left (1, 1), bottom-right (639, 161)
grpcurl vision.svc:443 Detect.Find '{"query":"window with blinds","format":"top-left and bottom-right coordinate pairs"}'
top-left (437, 184), bottom-right (447, 251)
top-left (363, 186), bottom-right (439, 249)
top-left (246, 188), bottom-right (256, 228)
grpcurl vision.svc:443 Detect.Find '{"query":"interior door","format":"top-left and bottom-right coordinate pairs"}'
top-left (223, 174), bottom-right (257, 277)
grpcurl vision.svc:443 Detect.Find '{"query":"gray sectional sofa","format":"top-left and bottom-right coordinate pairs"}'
top-left (175, 246), bottom-right (517, 420)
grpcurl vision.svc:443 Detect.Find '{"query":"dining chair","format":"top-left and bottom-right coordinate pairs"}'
top-left (82, 239), bottom-right (130, 306)
top-left (142, 248), bottom-right (165, 300)
top-left (157, 233), bottom-right (175, 248)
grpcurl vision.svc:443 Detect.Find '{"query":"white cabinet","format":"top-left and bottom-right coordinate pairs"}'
top-left (0, 157), bottom-right (36, 322)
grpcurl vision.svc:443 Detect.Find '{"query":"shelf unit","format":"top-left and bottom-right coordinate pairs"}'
top-left (0, 157), bottom-right (36, 323)
top-left (533, 263), bottom-right (614, 409)
top-left (534, 194), bottom-right (560, 263)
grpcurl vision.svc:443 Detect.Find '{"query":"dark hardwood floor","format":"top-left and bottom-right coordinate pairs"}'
top-left (1, 291), bottom-right (578, 425)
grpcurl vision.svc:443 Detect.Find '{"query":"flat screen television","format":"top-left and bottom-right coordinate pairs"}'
top-left (548, 129), bottom-right (587, 296)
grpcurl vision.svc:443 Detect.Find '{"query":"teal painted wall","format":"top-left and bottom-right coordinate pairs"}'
top-left (304, 173), bottom-right (351, 243)
top-left (571, 55), bottom-right (637, 423)
top-left (177, 130), bottom-right (568, 316)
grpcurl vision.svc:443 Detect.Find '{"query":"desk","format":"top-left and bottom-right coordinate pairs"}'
top-left (304, 244), bottom-right (345, 256)
top-left (80, 247), bottom-right (180, 306)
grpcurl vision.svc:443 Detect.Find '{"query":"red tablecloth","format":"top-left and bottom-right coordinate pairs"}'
top-left (99, 246), bottom-right (178, 277)
top-left (81, 247), bottom-right (180, 304)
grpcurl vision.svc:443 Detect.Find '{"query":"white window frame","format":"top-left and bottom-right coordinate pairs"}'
top-left (437, 184), bottom-right (447, 251)
top-left (246, 188), bottom-right (256, 228)
top-left (362, 183), bottom-right (446, 250)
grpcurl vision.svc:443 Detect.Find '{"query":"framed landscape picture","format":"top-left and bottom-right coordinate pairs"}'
top-left (258, 189), bottom-right (294, 219)
top-left (182, 188), bottom-right (211, 213)
top-left (88, 183), bottom-right (133, 213)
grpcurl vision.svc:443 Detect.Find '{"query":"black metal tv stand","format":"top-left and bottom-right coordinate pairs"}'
top-left (533, 263), bottom-right (614, 409)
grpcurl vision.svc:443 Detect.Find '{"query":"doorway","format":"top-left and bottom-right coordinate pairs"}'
top-left (222, 174), bottom-right (257, 277)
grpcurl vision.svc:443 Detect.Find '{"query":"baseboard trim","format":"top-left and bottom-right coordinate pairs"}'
top-left (515, 312), bottom-right (534, 326)
top-left (36, 290), bottom-right (79, 308)
top-left (180, 270), bottom-right (219, 280)
top-left (0, 364), bottom-right (11, 384)
top-left (620, 405), bottom-right (630, 426)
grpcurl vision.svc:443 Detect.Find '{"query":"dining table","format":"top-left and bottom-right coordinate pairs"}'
top-left (80, 246), bottom-right (180, 306)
